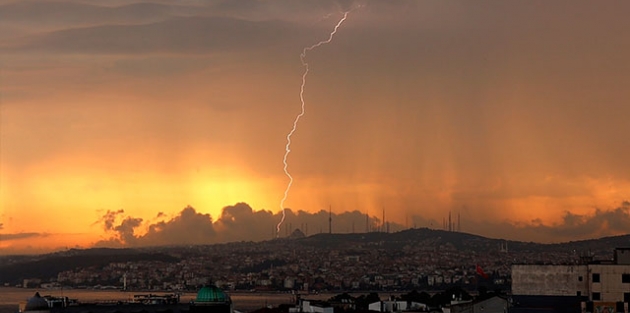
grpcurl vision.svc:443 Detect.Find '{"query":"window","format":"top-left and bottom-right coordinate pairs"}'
top-left (623, 274), bottom-right (630, 283)
top-left (592, 292), bottom-right (601, 301)
top-left (578, 276), bottom-right (583, 282)
top-left (577, 291), bottom-right (581, 297)
top-left (625, 293), bottom-right (630, 302)
top-left (592, 273), bottom-right (600, 283)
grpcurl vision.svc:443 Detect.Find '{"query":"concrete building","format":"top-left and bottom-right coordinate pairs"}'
top-left (511, 248), bottom-right (630, 313)
top-left (512, 264), bottom-right (588, 296)
top-left (368, 300), bottom-right (428, 312)
top-left (449, 296), bottom-right (508, 313)
top-left (290, 300), bottom-right (333, 313)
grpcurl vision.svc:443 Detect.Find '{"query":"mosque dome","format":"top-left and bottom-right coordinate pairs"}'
top-left (25, 292), bottom-right (50, 312)
top-left (195, 286), bottom-right (230, 303)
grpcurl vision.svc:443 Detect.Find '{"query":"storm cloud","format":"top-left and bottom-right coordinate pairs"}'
top-left (96, 209), bottom-right (125, 231)
top-left (94, 203), bottom-right (386, 247)
top-left (430, 201), bottom-right (630, 243)
top-left (93, 201), bottom-right (630, 247)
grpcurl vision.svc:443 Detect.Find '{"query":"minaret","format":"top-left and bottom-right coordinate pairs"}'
top-left (382, 207), bottom-right (385, 233)
top-left (448, 211), bottom-right (452, 232)
top-left (328, 205), bottom-right (332, 234)
top-left (366, 209), bottom-right (369, 233)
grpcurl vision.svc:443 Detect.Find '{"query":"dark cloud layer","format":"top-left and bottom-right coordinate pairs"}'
top-left (435, 201), bottom-right (630, 243)
top-left (141, 206), bottom-right (215, 246)
top-left (1, 0), bottom-right (355, 55)
top-left (96, 209), bottom-right (125, 231)
top-left (546, 202), bottom-right (630, 238)
top-left (0, 232), bottom-right (44, 241)
top-left (5, 16), bottom-right (301, 55)
top-left (94, 201), bottom-right (630, 247)
top-left (0, 1), bottom-right (181, 26)
top-left (95, 203), bottom-right (386, 247)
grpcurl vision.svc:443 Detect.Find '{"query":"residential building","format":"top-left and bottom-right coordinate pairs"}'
top-left (511, 248), bottom-right (630, 313)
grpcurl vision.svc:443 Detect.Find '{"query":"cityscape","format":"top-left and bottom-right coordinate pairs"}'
top-left (3, 227), bottom-right (630, 312)
top-left (2, 0), bottom-right (630, 313)
top-left (4, 228), bottom-right (518, 292)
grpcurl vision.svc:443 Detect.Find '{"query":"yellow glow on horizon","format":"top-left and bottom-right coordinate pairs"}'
top-left (0, 149), bottom-right (285, 234)
top-left (3, 105), bottom-right (630, 251)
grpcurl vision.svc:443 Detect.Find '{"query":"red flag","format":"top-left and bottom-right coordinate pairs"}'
top-left (476, 265), bottom-right (489, 279)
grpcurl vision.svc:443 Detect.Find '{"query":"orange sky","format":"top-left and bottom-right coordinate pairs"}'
top-left (2, 0), bottom-right (630, 254)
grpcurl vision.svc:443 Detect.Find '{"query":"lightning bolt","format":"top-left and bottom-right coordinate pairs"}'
top-left (277, 11), bottom-right (351, 237)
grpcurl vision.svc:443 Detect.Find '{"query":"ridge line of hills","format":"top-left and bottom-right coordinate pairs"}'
top-left (1, 228), bottom-right (628, 286)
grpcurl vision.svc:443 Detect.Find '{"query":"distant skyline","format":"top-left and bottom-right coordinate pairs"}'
top-left (2, 0), bottom-right (630, 254)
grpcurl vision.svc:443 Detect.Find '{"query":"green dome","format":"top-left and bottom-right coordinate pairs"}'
top-left (196, 286), bottom-right (229, 303)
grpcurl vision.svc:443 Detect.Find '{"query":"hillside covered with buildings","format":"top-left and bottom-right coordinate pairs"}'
top-left (2, 228), bottom-right (626, 293)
